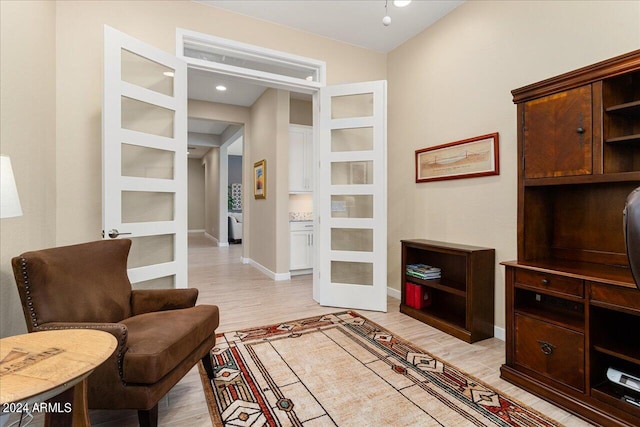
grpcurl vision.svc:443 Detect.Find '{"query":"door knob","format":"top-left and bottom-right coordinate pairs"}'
top-left (107, 229), bottom-right (132, 239)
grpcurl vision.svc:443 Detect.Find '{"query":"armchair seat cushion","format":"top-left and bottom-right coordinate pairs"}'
top-left (121, 305), bottom-right (219, 384)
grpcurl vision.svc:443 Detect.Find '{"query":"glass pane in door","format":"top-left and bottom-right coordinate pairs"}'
top-left (331, 161), bottom-right (373, 185)
top-left (331, 261), bottom-right (373, 286)
top-left (331, 93), bottom-right (373, 118)
top-left (128, 234), bottom-right (175, 268)
top-left (121, 48), bottom-right (174, 96)
top-left (331, 228), bottom-right (373, 252)
top-left (122, 144), bottom-right (174, 179)
top-left (184, 46), bottom-right (318, 82)
top-left (331, 195), bottom-right (373, 218)
top-left (122, 191), bottom-right (174, 223)
top-left (331, 128), bottom-right (373, 152)
top-left (121, 97), bottom-right (174, 138)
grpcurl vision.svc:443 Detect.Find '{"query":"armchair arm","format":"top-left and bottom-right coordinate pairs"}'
top-left (131, 288), bottom-right (198, 316)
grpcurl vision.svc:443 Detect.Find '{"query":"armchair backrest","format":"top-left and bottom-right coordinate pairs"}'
top-left (12, 239), bottom-right (134, 331)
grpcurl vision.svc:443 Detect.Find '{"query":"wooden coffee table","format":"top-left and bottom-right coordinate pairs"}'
top-left (0, 329), bottom-right (117, 426)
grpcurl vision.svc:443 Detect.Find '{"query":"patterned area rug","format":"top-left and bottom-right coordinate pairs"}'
top-left (199, 311), bottom-right (558, 426)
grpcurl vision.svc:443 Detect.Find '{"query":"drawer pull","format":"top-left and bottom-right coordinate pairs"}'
top-left (541, 279), bottom-right (549, 285)
top-left (537, 340), bottom-right (556, 355)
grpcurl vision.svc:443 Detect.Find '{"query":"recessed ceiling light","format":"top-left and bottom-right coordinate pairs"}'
top-left (163, 71), bottom-right (174, 77)
top-left (216, 85), bottom-right (227, 92)
top-left (394, 0), bottom-right (411, 7)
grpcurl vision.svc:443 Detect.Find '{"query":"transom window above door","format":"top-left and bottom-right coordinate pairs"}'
top-left (177, 29), bottom-right (326, 91)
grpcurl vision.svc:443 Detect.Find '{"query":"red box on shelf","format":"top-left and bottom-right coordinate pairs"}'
top-left (406, 282), bottom-right (431, 309)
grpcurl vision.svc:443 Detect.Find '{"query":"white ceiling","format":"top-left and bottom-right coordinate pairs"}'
top-left (188, 68), bottom-right (267, 107)
top-left (197, 0), bottom-right (465, 53)
top-left (187, 0), bottom-right (464, 157)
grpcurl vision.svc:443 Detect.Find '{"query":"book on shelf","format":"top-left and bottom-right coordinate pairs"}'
top-left (405, 282), bottom-right (432, 309)
top-left (406, 271), bottom-right (441, 280)
top-left (406, 263), bottom-right (441, 280)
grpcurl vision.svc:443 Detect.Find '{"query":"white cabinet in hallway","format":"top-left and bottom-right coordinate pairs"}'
top-left (290, 221), bottom-right (313, 274)
top-left (289, 125), bottom-right (313, 193)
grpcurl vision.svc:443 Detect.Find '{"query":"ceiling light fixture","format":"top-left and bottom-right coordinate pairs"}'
top-left (216, 85), bottom-right (227, 91)
top-left (383, 0), bottom-right (412, 26)
top-left (382, 0), bottom-right (391, 26)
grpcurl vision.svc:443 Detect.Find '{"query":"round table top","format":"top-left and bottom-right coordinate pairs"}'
top-left (0, 329), bottom-right (117, 404)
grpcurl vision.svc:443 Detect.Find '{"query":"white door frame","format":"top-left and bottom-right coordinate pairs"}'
top-left (176, 28), bottom-right (326, 282)
top-left (176, 29), bottom-right (386, 311)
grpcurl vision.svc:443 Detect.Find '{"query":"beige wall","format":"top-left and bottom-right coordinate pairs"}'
top-left (249, 89), bottom-right (291, 274)
top-left (387, 0), bottom-right (640, 329)
top-left (0, 1), bottom-right (57, 337)
top-left (188, 158), bottom-right (205, 231)
top-left (290, 98), bottom-right (313, 126)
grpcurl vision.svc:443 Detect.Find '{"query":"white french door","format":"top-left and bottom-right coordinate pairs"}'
top-left (102, 26), bottom-right (188, 289)
top-left (318, 81), bottom-right (387, 312)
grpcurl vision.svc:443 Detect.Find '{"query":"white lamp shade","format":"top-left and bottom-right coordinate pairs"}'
top-left (1, 155), bottom-right (23, 218)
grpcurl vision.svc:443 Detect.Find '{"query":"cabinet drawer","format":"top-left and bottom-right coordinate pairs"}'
top-left (515, 314), bottom-right (585, 391)
top-left (290, 221), bottom-right (314, 231)
top-left (515, 269), bottom-right (583, 298)
top-left (590, 281), bottom-right (640, 312)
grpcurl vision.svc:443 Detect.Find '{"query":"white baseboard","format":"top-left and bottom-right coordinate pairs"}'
top-left (204, 231), bottom-right (228, 247)
top-left (275, 272), bottom-right (292, 281)
top-left (387, 287), bottom-right (401, 300)
top-left (248, 258), bottom-right (291, 281)
top-left (291, 268), bottom-right (312, 276)
top-left (387, 286), bottom-right (506, 342)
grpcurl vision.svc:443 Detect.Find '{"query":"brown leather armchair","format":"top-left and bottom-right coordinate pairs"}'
top-left (11, 239), bottom-right (219, 427)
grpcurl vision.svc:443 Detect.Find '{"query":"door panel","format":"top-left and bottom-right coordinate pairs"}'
top-left (103, 26), bottom-right (187, 288)
top-left (319, 81), bottom-right (387, 312)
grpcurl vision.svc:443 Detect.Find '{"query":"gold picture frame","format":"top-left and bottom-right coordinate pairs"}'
top-left (253, 159), bottom-right (266, 199)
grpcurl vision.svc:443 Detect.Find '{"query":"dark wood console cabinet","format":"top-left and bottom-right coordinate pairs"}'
top-left (400, 239), bottom-right (494, 343)
top-left (501, 50), bottom-right (640, 426)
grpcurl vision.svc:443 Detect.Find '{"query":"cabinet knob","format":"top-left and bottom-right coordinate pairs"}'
top-left (576, 127), bottom-right (585, 134)
top-left (541, 279), bottom-right (549, 285)
top-left (537, 340), bottom-right (556, 356)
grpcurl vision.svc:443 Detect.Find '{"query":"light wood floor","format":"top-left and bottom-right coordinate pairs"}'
top-left (19, 234), bottom-right (593, 426)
